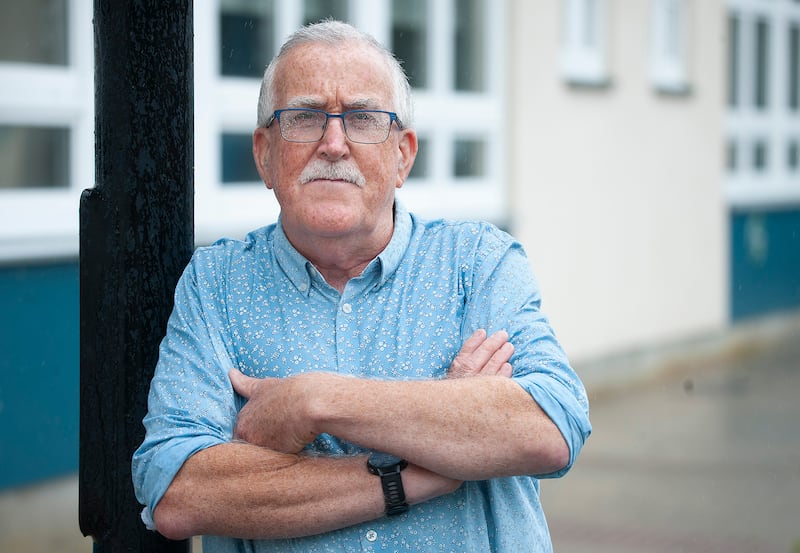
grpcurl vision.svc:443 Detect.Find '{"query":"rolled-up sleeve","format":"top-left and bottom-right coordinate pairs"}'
top-left (131, 253), bottom-right (238, 529)
top-left (463, 227), bottom-right (592, 478)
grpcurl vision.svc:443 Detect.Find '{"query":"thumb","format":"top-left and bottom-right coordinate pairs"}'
top-left (229, 368), bottom-right (256, 399)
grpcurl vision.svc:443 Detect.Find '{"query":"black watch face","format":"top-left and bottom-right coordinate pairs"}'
top-left (369, 452), bottom-right (403, 468)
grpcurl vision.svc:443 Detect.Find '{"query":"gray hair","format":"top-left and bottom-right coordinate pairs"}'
top-left (256, 20), bottom-right (413, 128)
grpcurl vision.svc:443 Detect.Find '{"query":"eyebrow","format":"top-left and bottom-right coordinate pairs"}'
top-left (283, 96), bottom-right (384, 111)
top-left (284, 96), bottom-right (325, 109)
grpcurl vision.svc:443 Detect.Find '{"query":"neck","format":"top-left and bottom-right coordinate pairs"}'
top-left (283, 216), bottom-right (394, 294)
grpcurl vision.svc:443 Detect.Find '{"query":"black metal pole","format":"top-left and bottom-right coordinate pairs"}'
top-left (80, 1), bottom-right (193, 551)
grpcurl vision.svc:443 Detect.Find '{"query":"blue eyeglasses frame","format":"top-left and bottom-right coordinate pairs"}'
top-left (264, 108), bottom-right (404, 144)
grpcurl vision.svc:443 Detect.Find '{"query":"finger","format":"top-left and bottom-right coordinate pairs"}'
top-left (492, 341), bottom-right (514, 366)
top-left (498, 362), bottom-right (513, 378)
top-left (479, 341), bottom-right (515, 375)
top-left (228, 368), bottom-right (256, 399)
top-left (458, 329), bottom-right (487, 355)
top-left (469, 330), bottom-right (509, 366)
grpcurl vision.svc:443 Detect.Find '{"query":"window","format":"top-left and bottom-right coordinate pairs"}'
top-left (0, 126), bottom-right (70, 189)
top-left (650, 0), bottom-right (690, 93)
top-left (392, 0), bottom-right (506, 220)
top-left (560, 0), bottom-right (610, 86)
top-left (219, 0), bottom-right (275, 78)
top-left (454, 0), bottom-right (485, 92)
top-left (221, 132), bottom-right (260, 184)
top-left (754, 17), bottom-right (770, 109)
top-left (727, 139), bottom-right (738, 172)
top-left (453, 138), bottom-right (486, 178)
top-left (790, 23), bottom-right (799, 110)
top-left (407, 137), bottom-right (430, 179)
top-left (788, 139), bottom-right (799, 172)
top-left (726, 0), bottom-right (800, 207)
top-left (0, 1), bottom-right (93, 260)
top-left (752, 139), bottom-right (769, 171)
top-left (304, 0), bottom-right (348, 25)
top-left (0, 0), bottom-right (68, 66)
top-left (728, 14), bottom-right (740, 106)
top-left (392, 0), bottom-right (428, 88)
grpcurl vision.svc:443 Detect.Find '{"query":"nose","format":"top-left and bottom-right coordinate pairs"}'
top-left (317, 116), bottom-right (350, 160)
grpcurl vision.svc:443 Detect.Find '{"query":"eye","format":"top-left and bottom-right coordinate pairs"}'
top-left (287, 110), bottom-right (320, 126)
top-left (347, 111), bottom-right (379, 128)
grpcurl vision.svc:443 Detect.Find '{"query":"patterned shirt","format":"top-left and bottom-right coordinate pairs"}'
top-left (132, 203), bottom-right (592, 552)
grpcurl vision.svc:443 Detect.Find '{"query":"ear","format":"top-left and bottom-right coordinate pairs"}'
top-left (395, 128), bottom-right (418, 189)
top-left (253, 127), bottom-right (273, 189)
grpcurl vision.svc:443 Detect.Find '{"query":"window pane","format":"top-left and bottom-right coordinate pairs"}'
top-left (582, 0), bottom-right (598, 47)
top-left (727, 139), bottom-right (738, 172)
top-left (662, 0), bottom-right (680, 59)
top-left (392, 0), bottom-right (428, 89)
top-left (408, 137), bottom-right (429, 179)
top-left (754, 18), bottom-right (770, 109)
top-left (789, 140), bottom-right (799, 172)
top-left (454, 0), bottom-right (486, 92)
top-left (753, 140), bottom-right (768, 171)
top-left (728, 14), bottom-right (740, 107)
top-left (220, 0), bottom-right (275, 78)
top-left (221, 133), bottom-right (260, 184)
top-left (0, 0), bottom-right (67, 65)
top-left (0, 126), bottom-right (69, 189)
top-left (789, 23), bottom-right (799, 110)
top-left (454, 139), bottom-right (486, 178)
top-left (304, 0), bottom-right (348, 25)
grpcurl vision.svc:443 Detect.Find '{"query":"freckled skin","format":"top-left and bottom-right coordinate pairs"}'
top-left (253, 41), bottom-right (418, 289)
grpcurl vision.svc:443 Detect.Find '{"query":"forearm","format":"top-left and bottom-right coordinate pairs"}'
top-left (309, 375), bottom-right (569, 480)
top-left (153, 441), bottom-right (458, 540)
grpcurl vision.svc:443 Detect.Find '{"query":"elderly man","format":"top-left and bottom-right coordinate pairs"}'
top-left (133, 20), bottom-right (591, 552)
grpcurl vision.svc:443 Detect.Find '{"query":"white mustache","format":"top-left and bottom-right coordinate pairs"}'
top-left (299, 160), bottom-right (366, 187)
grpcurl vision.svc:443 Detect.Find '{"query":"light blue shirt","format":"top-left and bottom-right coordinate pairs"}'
top-left (132, 203), bottom-right (591, 552)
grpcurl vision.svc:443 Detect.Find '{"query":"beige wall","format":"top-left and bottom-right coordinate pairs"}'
top-left (507, 0), bottom-right (728, 362)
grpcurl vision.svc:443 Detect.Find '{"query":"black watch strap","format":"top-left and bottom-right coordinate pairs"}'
top-left (367, 455), bottom-right (409, 516)
top-left (379, 466), bottom-right (408, 516)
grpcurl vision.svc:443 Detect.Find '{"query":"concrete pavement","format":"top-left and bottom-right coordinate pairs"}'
top-left (545, 315), bottom-right (800, 553)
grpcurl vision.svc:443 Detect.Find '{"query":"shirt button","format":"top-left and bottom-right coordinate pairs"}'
top-left (298, 283), bottom-right (308, 292)
top-left (342, 303), bottom-right (352, 314)
top-left (365, 530), bottom-right (378, 542)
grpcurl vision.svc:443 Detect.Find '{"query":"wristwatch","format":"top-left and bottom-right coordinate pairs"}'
top-left (367, 452), bottom-right (409, 516)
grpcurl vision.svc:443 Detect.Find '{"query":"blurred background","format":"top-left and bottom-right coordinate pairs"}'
top-left (0, 0), bottom-right (798, 551)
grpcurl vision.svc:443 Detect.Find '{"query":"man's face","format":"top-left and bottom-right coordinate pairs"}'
top-left (253, 41), bottom-right (417, 246)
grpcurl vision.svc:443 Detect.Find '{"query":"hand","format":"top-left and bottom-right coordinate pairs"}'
top-left (229, 369), bottom-right (320, 453)
top-left (447, 329), bottom-right (514, 379)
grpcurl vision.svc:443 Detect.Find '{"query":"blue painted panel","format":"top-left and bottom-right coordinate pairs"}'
top-left (731, 209), bottom-right (800, 320)
top-left (0, 261), bottom-right (79, 489)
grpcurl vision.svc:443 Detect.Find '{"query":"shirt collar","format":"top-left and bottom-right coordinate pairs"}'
top-left (272, 201), bottom-right (412, 295)
top-left (374, 201), bottom-right (411, 288)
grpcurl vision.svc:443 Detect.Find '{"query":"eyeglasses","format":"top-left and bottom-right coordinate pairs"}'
top-left (265, 108), bottom-right (403, 144)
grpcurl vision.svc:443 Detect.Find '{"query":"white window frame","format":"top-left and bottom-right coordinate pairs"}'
top-left (0, 0), bottom-right (94, 262)
top-left (560, 0), bottom-right (610, 86)
top-left (726, 0), bottom-right (800, 208)
top-left (650, 0), bottom-right (690, 93)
